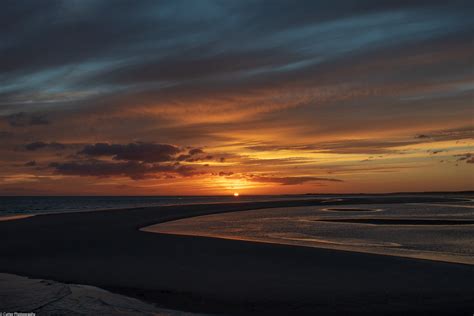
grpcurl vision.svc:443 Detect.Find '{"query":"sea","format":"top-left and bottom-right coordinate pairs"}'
top-left (145, 194), bottom-right (474, 265)
top-left (0, 195), bottom-right (306, 216)
top-left (2, 194), bottom-right (473, 264)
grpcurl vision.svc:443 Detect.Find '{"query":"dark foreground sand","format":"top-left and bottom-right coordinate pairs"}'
top-left (0, 273), bottom-right (201, 315)
top-left (0, 196), bottom-right (473, 315)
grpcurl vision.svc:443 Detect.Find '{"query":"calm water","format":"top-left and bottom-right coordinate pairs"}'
top-left (3, 194), bottom-right (473, 264)
top-left (148, 196), bottom-right (474, 264)
top-left (0, 195), bottom-right (309, 216)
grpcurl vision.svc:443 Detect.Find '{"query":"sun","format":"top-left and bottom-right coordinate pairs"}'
top-left (233, 192), bottom-right (239, 197)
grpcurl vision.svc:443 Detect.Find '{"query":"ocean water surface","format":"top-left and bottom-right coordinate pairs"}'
top-left (0, 195), bottom-right (308, 216)
top-left (3, 194), bottom-right (473, 264)
top-left (145, 195), bottom-right (474, 265)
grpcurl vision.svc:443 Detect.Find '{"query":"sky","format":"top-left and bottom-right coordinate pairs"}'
top-left (0, 0), bottom-right (473, 195)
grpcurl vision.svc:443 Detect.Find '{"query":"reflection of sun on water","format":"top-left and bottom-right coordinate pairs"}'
top-left (234, 192), bottom-right (239, 197)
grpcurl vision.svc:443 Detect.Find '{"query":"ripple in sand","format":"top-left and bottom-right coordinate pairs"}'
top-left (316, 218), bottom-right (474, 225)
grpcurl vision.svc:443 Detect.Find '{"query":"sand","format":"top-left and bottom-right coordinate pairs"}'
top-left (0, 196), bottom-right (473, 315)
top-left (0, 273), bottom-right (203, 315)
top-left (0, 214), bottom-right (34, 222)
top-left (316, 218), bottom-right (474, 225)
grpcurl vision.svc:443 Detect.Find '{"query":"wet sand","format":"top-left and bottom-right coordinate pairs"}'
top-left (0, 214), bottom-right (34, 222)
top-left (1, 196), bottom-right (473, 315)
top-left (316, 218), bottom-right (474, 225)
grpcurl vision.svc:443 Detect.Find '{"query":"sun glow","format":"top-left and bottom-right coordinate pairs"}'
top-left (233, 192), bottom-right (239, 197)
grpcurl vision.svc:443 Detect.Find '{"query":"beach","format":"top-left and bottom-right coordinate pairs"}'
top-left (0, 273), bottom-right (201, 315)
top-left (3, 1), bottom-right (474, 314)
top-left (1, 196), bottom-right (473, 315)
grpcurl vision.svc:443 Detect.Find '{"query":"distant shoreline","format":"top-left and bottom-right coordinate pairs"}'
top-left (1, 190), bottom-right (473, 197)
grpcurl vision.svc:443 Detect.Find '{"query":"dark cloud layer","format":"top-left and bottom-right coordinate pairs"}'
top-left (1, 0), bottom-right (472, 111)
top-left (49, 160), bottom-right (198, 180)
top-left (79, 142), bottom-right (181, 163)
top-left (4, 112), bottom-right (49, 127)
top-left (45, 142), bottom-right (214, 180)
top-left (25, 141), bottom-right (65, 151)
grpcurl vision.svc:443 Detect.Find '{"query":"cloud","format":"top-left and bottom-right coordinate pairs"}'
top-left (25, 141), bottom-right (66, 151)
top-left (415, 134), bottom-right (429, 139)
top-left (24, 160), bottom-right (36, 166)
top-left (175, 154), bottom-right (191, 161)
top-left (415, 126), bottom-right (474, 141)
top-left (49, 160), bottom-right (199, 180)
top-left (0, 131), bottom-right (13, 138)
top-left (175, 147), bottom-right (214, 162)
top-left (246, 139), bottom-right (416, 155)
top-left (245, 144), bottom-right (317, 151)
top-left (78, 142), bottom-right (181, 163)
top-left (0, 1), bottom-right (472, 194)
top-left (188, 148), bottom-right (204, 155)
top-left (247, 175), bottom-right (343, 185)
top-left (4, 112), bottom-right (49, 127)
top-left (47, 142), bottom-right (212, 180)
top-left (245, 126), bottom-right (474, 156)
top-left (218, 171), bottom-right (234, 176)
top-left (454, 153), bottom-right (474, 164)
